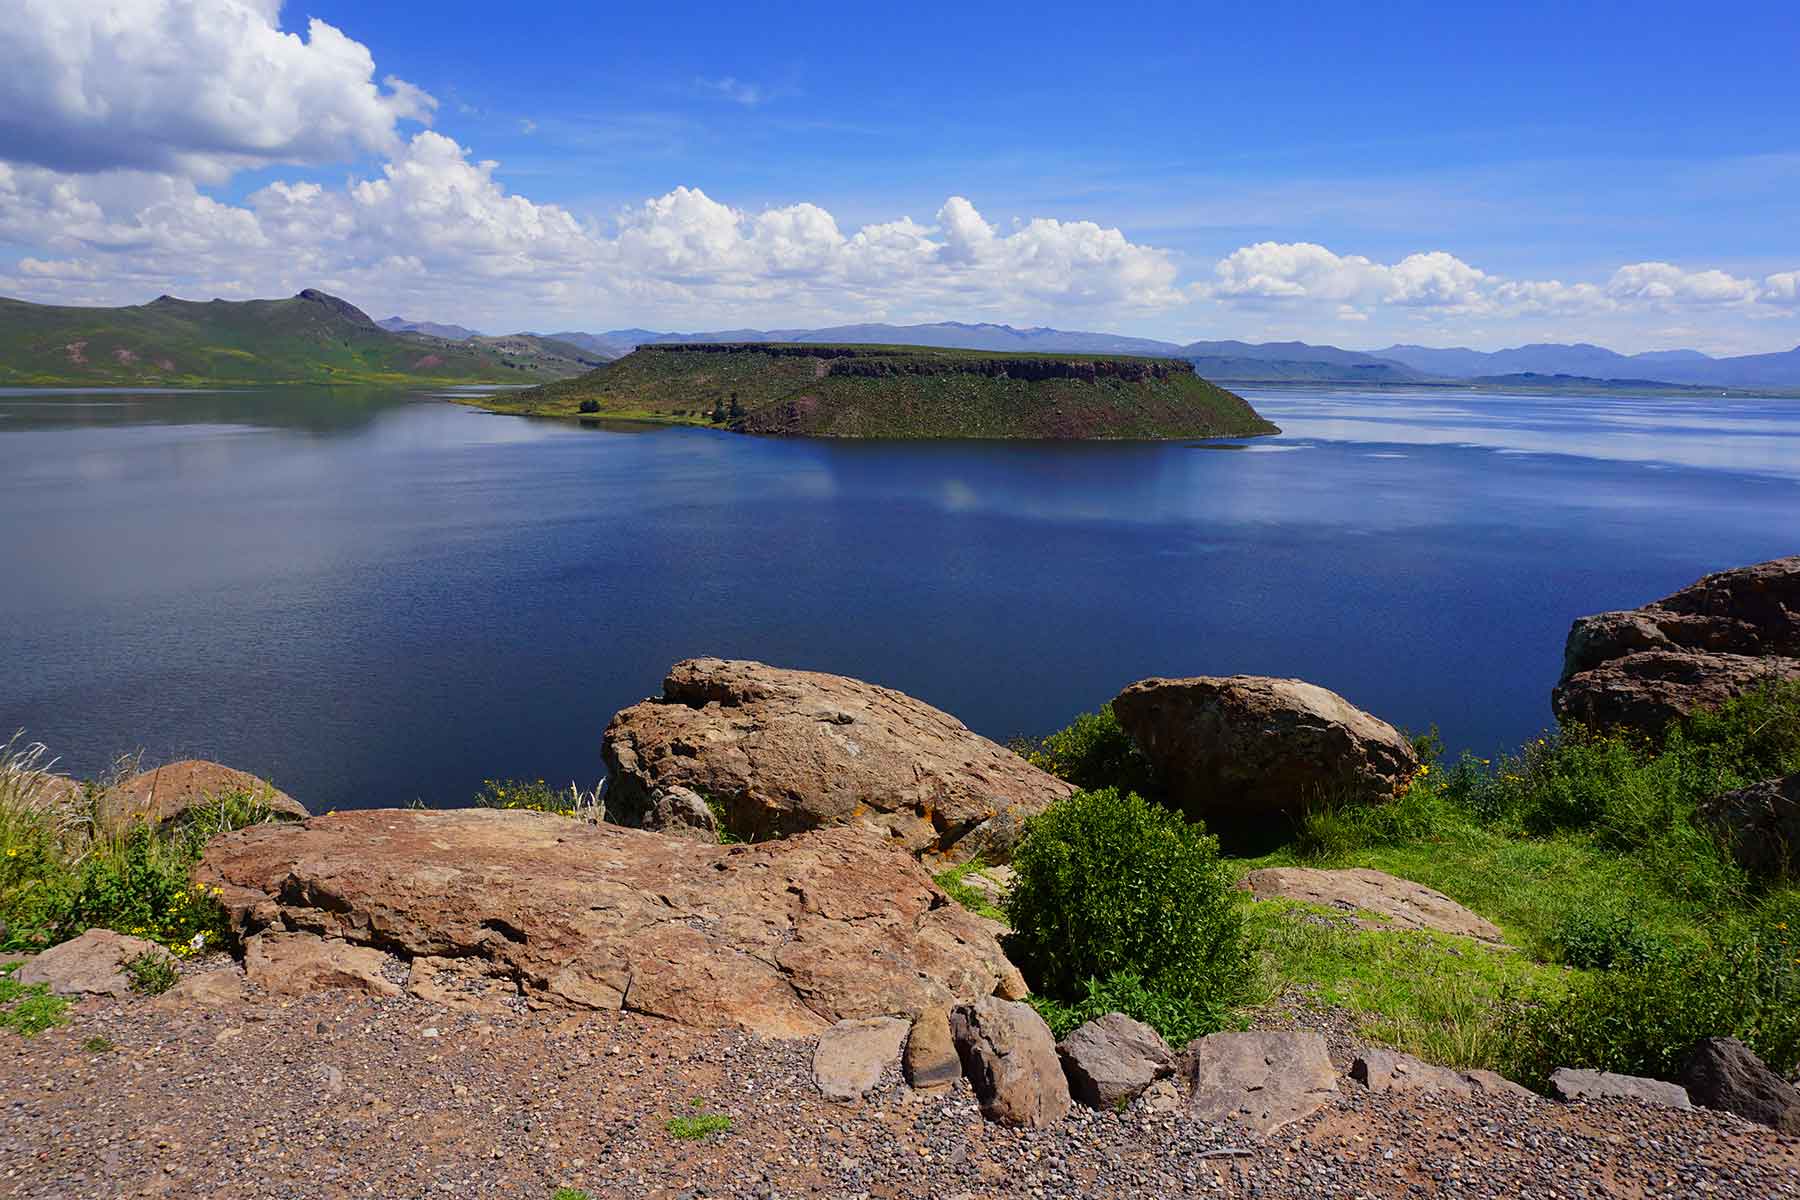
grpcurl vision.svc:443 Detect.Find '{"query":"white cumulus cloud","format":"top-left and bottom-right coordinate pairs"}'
top-left (0, 0), bottom-right (434, 182)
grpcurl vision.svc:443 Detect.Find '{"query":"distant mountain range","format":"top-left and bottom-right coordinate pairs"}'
top-left (377, 316), bottom-right (483, 341)
top-left (457, 319), bottom-right (1796, 390)
top-left (0, 292), bottom-right (599, 386)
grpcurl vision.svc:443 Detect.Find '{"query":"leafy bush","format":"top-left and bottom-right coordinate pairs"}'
top-left (123, 948), bottom-right (178, 996)
top-left (64, 826), bottom-right (230, 953)
top-left (1520, 921), bottom-right (1800, 1083)
top-left (1015, 705), bottom-right (1157, 797)
top-left (577, 399), bottom-right (600, 414)
top-left (1544, 904), bottom-right (1670, 971)
top-left (1004, 787), bottom-right (1251, 1042)
top-left (1028, 969), bottom-right (1228, 1047)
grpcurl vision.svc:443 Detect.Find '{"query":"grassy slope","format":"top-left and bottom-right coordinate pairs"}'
top-left (481, 343), bottom-right (1280, 439)
top-left (0, 293), bottom-right (597, 386)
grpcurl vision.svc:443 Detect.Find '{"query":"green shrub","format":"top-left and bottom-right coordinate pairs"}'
top-left (664, 1099), bottom-right (732, 1140)
top-left (1028, 970), bottom-right (1228, 1047)
top-left (1544, 904), bottom-right (1670, 971)
top-left (63, 826), bottom-right (230, 953)
top-left (1521, 930), bottom-right (1800, 1084)
top-left (1004, 787), bottom-right (1251, 1042)
top-left (577, 399), bottom-right (600, 414)
top-left (124, 949), bottom-right (178, 996)
top-left (1016, 705), bottom-right (1157, 796)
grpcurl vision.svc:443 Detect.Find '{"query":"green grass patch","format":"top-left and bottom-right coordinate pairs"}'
top-left (664, 1099), bottom-right (732, 1141)
top-left (0, 961), bottom-right (69, 1036)
top-left (1243, 899), bottom-right (1570, 1072)
top-left (931, 857), bottom-right (1006, 922)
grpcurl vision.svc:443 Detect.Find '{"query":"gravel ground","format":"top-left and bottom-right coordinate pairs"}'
top-left (3, 966), bottom-right (1797, 1200)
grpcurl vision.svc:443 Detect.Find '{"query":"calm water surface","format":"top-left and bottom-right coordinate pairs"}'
top-left (1, 385), bottom-right (1796, 809)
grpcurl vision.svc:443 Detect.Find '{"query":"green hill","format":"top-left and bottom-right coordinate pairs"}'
top-left (0, 291), bottom-right (600, 386)
top-left (483, 342), bottom-right (1279, 439)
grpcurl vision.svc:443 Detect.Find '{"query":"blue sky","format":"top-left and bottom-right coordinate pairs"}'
top-left (2, 0), bottom-right (1797, 351)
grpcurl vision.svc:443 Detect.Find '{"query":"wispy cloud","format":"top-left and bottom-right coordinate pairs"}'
top-left (518, 118), bottom-right (537, 135)
top-left (693, 76), bottom-right (769, 107)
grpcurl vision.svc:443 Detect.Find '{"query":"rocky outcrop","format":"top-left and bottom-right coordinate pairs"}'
top-left (1702, 772), bottom-right (1799, 879)
top-left (1057, 1013), bottom-right (1174, 1110)
top-left (1552, 557), bottom-right (1800, 735)
top-left (1112, 676), bottom-right (1417, 828)
top-left (1242, 867), bottom-right (1506, 943)
top-left (197, 809), bottom-right (1026, 1039)
top-left (951, 997), bottom-right (1072, 1127)
top-left (1679, 1037), bottom-right (1800, 1133)
top-left (603, 658), bottom-right (1074, 861)
top-left (812, 1017), bottom-right (910, 1101)
top-left (17, 929), bottom-right (172, 998)
top-left (1549, 1067), bottom-right (1691, 1109)
top-left (641, 785), bottom-right (720, 842)
top-left (99, 760), bottom-right (308, 835)
top-left (1185, 1031), bottom-right (1339, 1135)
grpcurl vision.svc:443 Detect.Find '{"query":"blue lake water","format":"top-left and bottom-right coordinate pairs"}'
top-left (1, 385), bottom-right (1796, 810)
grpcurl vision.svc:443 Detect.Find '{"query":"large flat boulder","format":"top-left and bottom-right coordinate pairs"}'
top-left (1550, 1067), bottom-right (1690, 1109)
top-left (17, 929), bottom-right (173, 998)
top-left (1702, 772), bottom-right (1799, 880)
top-left (602, 658), bottom-right (1074, 861)
top-left (1112, 676), bottom-right (1417, 827)
top-left (99, 760), bottom-right (309, 835)
top-left (197, 809), bottom-right (1026, 1039)
top-left (812, 1016), bottom-right (910, 1101)
top-left (1242, 866), bottom-right (1506, 943)
top-left (1185, 1031), bottom-right (1339, 1136)
top-left (1553, 557), bottom-right (1800, 735)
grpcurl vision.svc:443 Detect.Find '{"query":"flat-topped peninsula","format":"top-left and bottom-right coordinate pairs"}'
top-left (475, 342), bottom-right (1280, 439)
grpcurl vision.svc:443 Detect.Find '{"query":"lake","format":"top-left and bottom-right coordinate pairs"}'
top-left (1, 384), bottom-right (1796, 810)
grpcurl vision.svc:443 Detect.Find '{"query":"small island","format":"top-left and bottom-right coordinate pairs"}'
top-left (473, 342), bottom-right (1282, 439)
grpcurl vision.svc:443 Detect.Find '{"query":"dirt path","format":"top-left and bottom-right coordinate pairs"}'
top-left (3, 976), bottom-right (1797, 1199)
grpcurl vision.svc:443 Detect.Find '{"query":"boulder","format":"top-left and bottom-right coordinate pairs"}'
top-left (904, 1006), bottom-right (962, 1092)
top-left (1549, 1067), bottom-right (1690, 1109)
top-left (1350, 1049), bottom-right (1472, 1096)
top-left (152, 967), bottom-right (245, 1011)
top-left (813, 1016), bottom-right (911, 1101)
top-left (1242, 867), bottom-right (1506, 943)
top-left (1702, 773), bottom-right (1799, 880)
top-left (1112, 676), bottom-right (1417, 828)
top-left (17, 929), bottom-right (173, 998)
top-left (1678, 1037), bottom-right (1800, 1133)
top-left (602, 658), bottom-right (1073, 861)
top-left (98, 760), bottom-right (308, 835)
top-left (244, 932), bottom-right (401, 998)
top-left (642, 785), bottom-right (720, 842)
top-left (1464, 1069), bottom-right (1540, 1102)
top-left (198, 809), bottom-right (1026, 1039)
top-left (950, 997), bottom-right (1072, 1127)
top-left (1186, 1031), bottom-right (1339, 1136)
top-left (1057, 1012), bottom-right (1174, 1109)
top-left (1552, 557), bottom-right (1800, 735)
top-left (13, 771), bottom-right (83, 814)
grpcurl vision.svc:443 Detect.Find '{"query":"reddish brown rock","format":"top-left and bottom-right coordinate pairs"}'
top-left (602, 658), bottom-right (1074, 861)
top-left (198, 809), bottom-right (1026, 1039)
top-left (244, 932), bottom-right (401, 998)
top-left (1553, 557), bottom-right (1800, 735)
top-left (1241, 866), bottom-right (1506, 943)
top-left (1112, 675), bottom-right (1417, 827)
top-left (99, 760), bottom-right (308, 835)
top-left (951, 997), bottom-right (1072, 1127)
top-left (16, 929), bottom-right (173, 998)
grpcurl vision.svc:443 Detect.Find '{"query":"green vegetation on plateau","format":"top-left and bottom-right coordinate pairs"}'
top-left (0, 290), bottom-right (597, 386)
top-left (482, 342), bottom-right (1280, 439)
